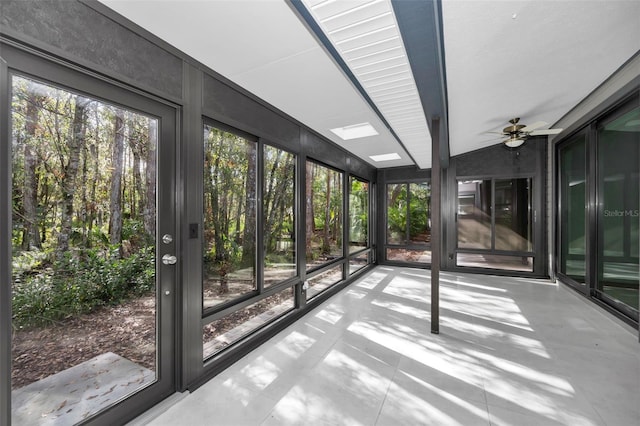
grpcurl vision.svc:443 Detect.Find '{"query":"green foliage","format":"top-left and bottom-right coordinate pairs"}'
top-left (386, 182), bottom-right (430, 243)
top-left (122, 218), bottom-right (153, 249)
top-left (12, 246), bottom-right (155, 329)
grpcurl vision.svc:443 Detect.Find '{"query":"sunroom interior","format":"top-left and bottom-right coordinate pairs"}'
top-left (1, 1), bottom-right (639, 425)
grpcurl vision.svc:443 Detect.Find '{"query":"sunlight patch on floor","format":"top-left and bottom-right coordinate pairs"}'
top-left (371, 298), bottom-right (429, 320)
top-left (269, 385), bottom-right (363, 426)
top-left (355, 271), bottom-right (390, 289)
top-left (314, 304), bottom-right (344, 325)
top-left (275, 330), bottom-right (317, 359)
top-left (239, 356), bottom-right (281, 391)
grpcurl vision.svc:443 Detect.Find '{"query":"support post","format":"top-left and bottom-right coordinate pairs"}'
top-left (431, 116), bottom-right (441, 334)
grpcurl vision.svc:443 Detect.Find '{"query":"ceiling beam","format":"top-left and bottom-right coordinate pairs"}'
top-left (392, 0), bottom-right (450, 168)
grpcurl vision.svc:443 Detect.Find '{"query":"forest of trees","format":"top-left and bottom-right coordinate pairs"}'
top-left (305, 161), bottom-right (343, 268)
top-left (349, 177), bottom-right (369, 252)
top-left (11, 76), bottom-right (157, 327)
top-left (387, 182), bottom-right (431, 245)
top-left (11, 78), bottom-right (373, 318)
top-left (203, 126), bottom-right (296, 306)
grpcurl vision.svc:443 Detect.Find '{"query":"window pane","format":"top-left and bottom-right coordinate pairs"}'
top-left (386, 183), bottom-right (407, 244)
top-left (306, 264), bottom-right (343, 300)
top-left (386, 248), bottom-right (431, 263)
top-left (494, 178), bottom-right (532, 252)
top-left (559, 136), bottom-right (587, 284)
top-left (457, 180), bottom-right (492, 249)
top-left (597, 106), bottom-right (639, 312)
top-left (264, 145), bottom-right (296, 287)
top-left (203, 125), bottom-right (257, 309)
top-left (409, 182), bottom-right (431, 245)
top-left (349, 252), bottom-right (369, 274)
top-left (11, 76), bottom-right (157, 424)
top-left (349, 177), bottom-right (369, 253)
top-left (203, 287), bottom-right (295, 359)
top-left (457, 253), bottom-right (533, 272)
top-left (306, 161), bottom-right (343, 270)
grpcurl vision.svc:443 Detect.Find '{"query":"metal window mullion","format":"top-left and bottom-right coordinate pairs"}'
top-left (405, 183), bottom-right (411, 245)
top-left (623, 173), bottom-right (631, 258)
top-left (1, 58), bottom-right (11, 426)
top-left (491, 179), bottom-right (496, 250)
top-left (344, 175), bottom-right (351, 279)
top-left (297, 155), bottom-right (307, 308)
top-left (585, 122), bottom-right (604, 296)
top-left (256, 141), bottom-right (265, 293)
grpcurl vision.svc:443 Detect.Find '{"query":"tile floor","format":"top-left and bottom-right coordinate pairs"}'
top-left (132, 267), bottom-right (640, 426)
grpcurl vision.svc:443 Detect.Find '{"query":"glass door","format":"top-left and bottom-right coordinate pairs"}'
top-left (596, 104), bottom-right (639, 319)
top-left (8, 71), bottom-right (175, 424)
top-left (558, 132), bottom-right (588, 291)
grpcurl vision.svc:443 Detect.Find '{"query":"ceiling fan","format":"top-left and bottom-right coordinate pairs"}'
top-left (495, 118), bottom-right (563, 148)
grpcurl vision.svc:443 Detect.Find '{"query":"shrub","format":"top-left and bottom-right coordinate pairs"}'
top-left (12, 246), bottom-right (155, 329)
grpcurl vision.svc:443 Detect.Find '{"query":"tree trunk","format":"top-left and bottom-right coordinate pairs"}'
top-left (305, 163), bottom-right (315, 259)
top-left (211, 140), bottom-right (224, 262)
top-left (241, 142), bottom-right (257, 268)
top-left (322, 171), bottom-right (331, 254)
top-left (143, 118), bottom-right (157, 239)
top-left (108, 110), bottom-right (125, 255)
top-left (21, 87), bottom-right (43, 250)
top-left (56, 96), bottom-right (89, 259)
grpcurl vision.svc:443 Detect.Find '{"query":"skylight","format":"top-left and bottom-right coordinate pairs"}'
top-left (370, 152), bottom-right (401, 162)
top-left (330, 122), bottom-right (379, 140)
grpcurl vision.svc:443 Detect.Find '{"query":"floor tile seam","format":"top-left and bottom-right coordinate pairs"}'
top-left (372, 357), bottom-right (405, 426)
top-left (563, 379), bottom-right (613, 426)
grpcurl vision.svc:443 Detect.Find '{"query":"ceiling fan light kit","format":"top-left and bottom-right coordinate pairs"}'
top-left (494, 117), bottom-right (562, 148)
top-left (504, 136), bottom-right (525, 148)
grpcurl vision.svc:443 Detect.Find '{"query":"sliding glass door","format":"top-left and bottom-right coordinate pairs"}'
top-left (557, 97), bottom-right (639, 322)
top-left (558, 132), bottom-right (588, 289)
top-left (596, 104), bottom-right (639, 317)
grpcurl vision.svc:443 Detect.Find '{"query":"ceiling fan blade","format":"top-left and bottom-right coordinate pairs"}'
top-left (520, 121), bottom-right (547, 132)
top-left (529, 128), bottom-right (563, 136)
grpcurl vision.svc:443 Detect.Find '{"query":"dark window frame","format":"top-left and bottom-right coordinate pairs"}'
top-left (200, 119), bottom-right (299, 361)
top-left (1, 42), bottom-right (179, 426)
top-left (555, 91), bottom-right (640, 325)
top-left (455, 175), bottom-right (536, 267)
top-left (384, 179), bottom-right (433, 265)
top-left (304, 158), bottom-right (346, 274)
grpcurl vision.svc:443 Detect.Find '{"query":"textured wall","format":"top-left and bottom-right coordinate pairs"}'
top-left (1, 0), bottom-right (183, 99)
top-left (454, 138), bottom-right (542, 177)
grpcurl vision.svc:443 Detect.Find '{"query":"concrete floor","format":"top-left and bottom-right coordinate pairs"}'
top-left (132, 266), bottom-right (640, 426)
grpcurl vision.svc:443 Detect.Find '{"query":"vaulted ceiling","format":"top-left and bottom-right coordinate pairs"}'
top-left (99, 0), bottom-right (640, 169)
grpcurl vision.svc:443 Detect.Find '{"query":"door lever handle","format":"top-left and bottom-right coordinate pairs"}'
top-left (162, 254), bottom-right (177, 265)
